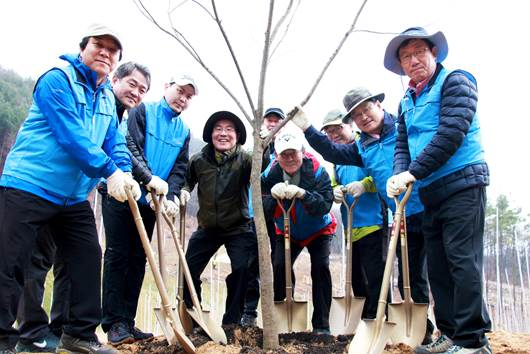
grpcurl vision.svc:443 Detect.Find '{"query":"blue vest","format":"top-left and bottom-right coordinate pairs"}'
top-left (334, 164), bottom-right (382, 228)
top-left (400, 67), bottom-right (485, 187)
top-left (356, 122), bottom-right (424, 216)
top-left (272, 164), bottom-right (333, 241)
top-left (1, 64), bottom-right (116, 204)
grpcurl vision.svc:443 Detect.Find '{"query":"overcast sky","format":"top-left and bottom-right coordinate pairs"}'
top-left (1, 0), bottom-right (528, 214)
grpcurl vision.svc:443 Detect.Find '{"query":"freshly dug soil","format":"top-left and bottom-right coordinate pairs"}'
top-left (115, 326), bottom-right (530, 354)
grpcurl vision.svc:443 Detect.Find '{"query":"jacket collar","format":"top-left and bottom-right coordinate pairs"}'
top-left (59, 53), bottom-right (105, 90)
top-left (160, 98), bottom-right (180, 119)
top-left (359, 111), bottom-right (397, 148)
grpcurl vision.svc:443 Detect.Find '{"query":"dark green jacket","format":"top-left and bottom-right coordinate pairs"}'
top-left (183, 144), bottom-right (252, 234)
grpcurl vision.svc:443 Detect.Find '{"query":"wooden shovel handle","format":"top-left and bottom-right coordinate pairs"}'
top-left (126, 189), bottom-right (196, 353)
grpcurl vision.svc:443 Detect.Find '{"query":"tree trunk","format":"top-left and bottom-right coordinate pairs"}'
top-left (250, 137), bottom-right (279, 349)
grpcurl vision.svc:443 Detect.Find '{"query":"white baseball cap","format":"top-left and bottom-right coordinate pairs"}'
top-left (84, 23), bottom-right (122, 50)
top-left (169, 74), bottom-right (198, 95)
top-left (275, 130), bottom-right (304, 154)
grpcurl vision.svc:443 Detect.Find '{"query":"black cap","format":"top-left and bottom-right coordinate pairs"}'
top-left (264, 107), bottom-right (286, 120)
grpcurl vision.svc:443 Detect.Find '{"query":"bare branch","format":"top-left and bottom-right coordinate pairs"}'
top-left (300, 0), bottom-right (369, 107)
top-left (190, 0), bottom-right (216, 20)
top-left (168, 0), bottom-right (190, 15)
top-left (210, 0), bottom-right (256, 123)
top-left (135, 0), bottom-right (251, 121)
top-left (269, 0), bottom-right (300, 60)
top-left (255, 0), bottom-right (275, 131)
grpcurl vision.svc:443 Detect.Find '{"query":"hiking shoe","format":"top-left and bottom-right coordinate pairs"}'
top-left (128, 325), bottom-right (153, 342)
top-left (240, 314), bottom-right (258, 327)
top-left (414, 334), bottom-right (454, 353)
top-left (440, 343), bottom-right (493, 354)
top-left (16, 333), bottom-right (60, 352)
top-left (107, 322), bottom-right (134, 345)
top-left (312, 328), bottom-right (331, 335)
top-left (55, 334), bottom-right (117, 354)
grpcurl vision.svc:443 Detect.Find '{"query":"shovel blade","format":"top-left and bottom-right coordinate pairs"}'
top-left (388, 302), bottom-right (429, 347)
top-left (154, 307), bottom-right (180, 345)
top-left (329, 296), bottom-right (365, 335)
top-left (186, 308), bottom-right (227, 344)
top-left (177, 301), bottom-right (194, 335)
top-left (272, 300), bottom-right (309, 333)
top-left (348, 319), bottom-right (395, 354)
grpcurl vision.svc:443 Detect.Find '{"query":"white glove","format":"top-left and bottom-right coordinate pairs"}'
top-left (292, 106), bottom-right (311, 131)
top-left (285, 184), bottom-right (305, 199)
top-left (259, 126), bottom-right (270, 139)
top-left (124, 173), bottom-right (141, 201)
top-left (271, 182), bottom-right (288, 199)
top-left (164, 199), bottom-right (179, 218)
top-left (333, 186), bottom-right (344, 203)
top-left (179, 190), bottom-right (191, 206)
top-left (145, 192), bottom-right (160, 211)
top-left (386, 171), bottom-right (416, 197)
top-left (146, 175), bottom-right (168, 196)
top-left (107, 169), bottom-right (128, 202)
top-left (345, 181), bottom-right (366, 198)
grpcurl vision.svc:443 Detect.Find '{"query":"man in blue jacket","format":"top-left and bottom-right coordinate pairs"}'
top-left (101, 74), bottom-right (197, 345)
top-left (320, 109), bottom-right (386, 320)
top-left (291, 88), bottom-right (433, 344)
top-left (262, 130), bottom-right (336, 334)
top-left (0, 24), bottom-right (141, 354)
top-left (384, 27), bottom-right (491, 354)
top-left (15, 61), bottom-right (151, 353)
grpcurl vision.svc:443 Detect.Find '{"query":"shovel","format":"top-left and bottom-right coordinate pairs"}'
top-left (329, 196), bottom-right (366, 335)
top-left (273, 197), bottom-right (309, 334)
top-left (125, 189), bottom-right (195, 354)
top-left (151, 192), bottom-right (178, 341)
top-left (388, 208), bottom-right (428, 346)
top-left (348, 184), bottom-right (413, 354)
top-left (153, 196), bottom-right (227, 344)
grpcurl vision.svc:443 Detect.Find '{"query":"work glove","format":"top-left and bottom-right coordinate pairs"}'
top-left (292, 106), bottom-right (311, 131)
top-left (107, 169), bottom-right (130, 202)
top-left (259, 126), bottom-right (270, 139)
top-left (271, 182), bottom-right (288, 199)
top-left (124, 173), bottom-right (141, 201)
top-left (164, 199), bottom-right (179, 219)
top-left (285, 184), bottom-right (305, 199)
top-left (179, 190), bottom-right (191, 206)
top-left (146, 175), bottom-right (168, 196)
top-left (333, 186), bottom-right (345, 203)
top-left (345, 181), bottom-right (366, 198)
top-left (386, 171), bottom-right (416, 197)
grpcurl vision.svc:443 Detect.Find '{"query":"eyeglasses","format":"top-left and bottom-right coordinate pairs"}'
top-left (213, 126), bottom-right (236, 134)
top-left (351, 102), bottom-right (374, 121)
top-left (399, 47), bottom-right (431, 65)
top-left (323, 125), bottom-right (343, 136)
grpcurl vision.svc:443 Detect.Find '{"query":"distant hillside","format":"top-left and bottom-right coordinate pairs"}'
top-left (0, 66), bottom-right (35, 173)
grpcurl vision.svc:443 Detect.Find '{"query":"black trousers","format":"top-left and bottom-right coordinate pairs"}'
top-left (351, 228), bottom-right (386, 319)
top-left (243, 218), bottom-right (276, 317)
top-left (184, 227), bottom-right (256, 325)
top-left (0, 188), bottom-right (101, 349)
top-left (101, 193), bottom-right (155, 332)
top-left (16, 226), bottom-right (69, 341)
top-left (423, 186), bottom-right (491, 348)
top-left (273, 234), bottom-right (332, 330)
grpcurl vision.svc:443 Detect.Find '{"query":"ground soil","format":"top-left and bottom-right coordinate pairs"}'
top-left (115, 326), bottom-right (530, 354)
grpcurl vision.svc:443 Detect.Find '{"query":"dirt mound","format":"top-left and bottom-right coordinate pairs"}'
top-left (114, 326), bottom-right (530, 354)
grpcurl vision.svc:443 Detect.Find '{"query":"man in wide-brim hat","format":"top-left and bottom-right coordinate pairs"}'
top-left (290, 89), bottom-right (434, 343)
top-left (385, 27), bottom-right (492, 354)
top-left (180, 110), bottom-right (256, 326)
